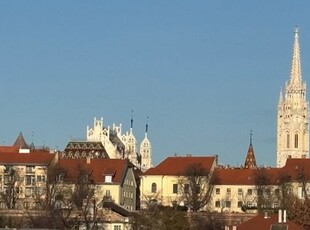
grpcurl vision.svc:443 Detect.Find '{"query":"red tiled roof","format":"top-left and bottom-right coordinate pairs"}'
top-left (57, 158), bottom-right (129, 184)
top-left (282, 158), bottom-right (310, 180)
top-left (237, 214), bottom-right (303, 230)
top-left (143, 156), bottom-right (216, 176)
top-left (215, 167), bottom-right (281, 185)
top-left (0, 148), bottom-right (55, 165)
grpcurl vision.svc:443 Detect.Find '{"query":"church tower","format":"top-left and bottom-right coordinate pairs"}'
top-left (244, 131), bottom-right (257, 169)
top-left (277, 28), bottom-right (309, 167)
top-left (140, 121), bottom-right (152, 172)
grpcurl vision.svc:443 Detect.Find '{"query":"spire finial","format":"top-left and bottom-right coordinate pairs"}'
top-left (145, 115), bottom-right (149, 134)
top-left (250, 130), bottom-right (253, 146)
top-left (294, 26), bottom-right (299, 39)
top-left (130, 109), bottom-right (134, 129)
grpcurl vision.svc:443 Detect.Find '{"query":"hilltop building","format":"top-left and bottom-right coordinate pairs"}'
top-left (277, 28), bottom-right (309, 167)
top-left (86, 117), bottom-right (152, 171)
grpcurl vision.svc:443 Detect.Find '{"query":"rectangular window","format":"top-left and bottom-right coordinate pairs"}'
top-left (114, 225), bottom-right (121, 230)
top-left (215, 188), bottom-right (220, 195)
top-left (237, 201), bottom-right (243, 208)
top-left (215, 200), bottom-right (220, 208)
top-left (275, 189), bottom-right (280, 196)
top-left (173, 184), bottom-right (178, 194)
top-left (26, 166), bottom-right (35, 173)
top-left (225, 201), bottom-right (231, 208)
top-left (26, 175), bottom-right (35, 186)
top-left (184, 184), bottom-right (189, 194)
top-left (226, 188), bottom-right (231, 196)
top-left (238, 188), bottom-right (243, 195)
top-left (247, 189), bottom-right (252, 195)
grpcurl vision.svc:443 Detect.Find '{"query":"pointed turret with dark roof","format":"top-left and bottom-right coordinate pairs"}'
top-left (13, 132), bottom-right (29, 149)
top-left (244, 131), bottom-right (257, 169)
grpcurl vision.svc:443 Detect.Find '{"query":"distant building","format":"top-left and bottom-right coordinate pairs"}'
top-left (277, 28), bottom-right (309, 167)
top-left (86, 117), bottom-right (152, 171)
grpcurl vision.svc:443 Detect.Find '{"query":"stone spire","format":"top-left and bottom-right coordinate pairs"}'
top-left (244, 130), bottom-right (257, 169)
top-left (288, 27), bottom-right (302, 89)
top-left (140, 117), bottom-right (152, 172)
top-left (277, 28), bottom-right (309, 167)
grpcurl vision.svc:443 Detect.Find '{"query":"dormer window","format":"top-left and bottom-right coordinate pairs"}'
top-left (105, 175), bottom-right (112, 183)
top-left (103, 168), bottom-right (116, 183)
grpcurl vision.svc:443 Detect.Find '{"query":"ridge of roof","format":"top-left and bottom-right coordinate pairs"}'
top-left (144, 156), bottom-right (216, 176)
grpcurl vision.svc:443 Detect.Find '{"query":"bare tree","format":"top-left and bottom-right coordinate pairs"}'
top-left (71, 164), bottom-right (98, 230)
top-left (254, 168), bottom-right (275, 213)
top-left (28, 163), bottom-right (73, 229)
top-left (0, 166), bottom-right (23, 209)
top-left (178, 163), bottom-right (216, 212)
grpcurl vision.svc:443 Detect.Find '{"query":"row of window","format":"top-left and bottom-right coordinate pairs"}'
top-left (1, 175), bottom-right (46, 186)
top-left (151, 183), bottom-right (189, 194)
top-left (215, 188), bottom-right (254, 196)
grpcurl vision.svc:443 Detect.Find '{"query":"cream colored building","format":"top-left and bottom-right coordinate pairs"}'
top-left (140, 156), bottom-right (217, 209)
top-left (277, 28), bottom-right (309, 167)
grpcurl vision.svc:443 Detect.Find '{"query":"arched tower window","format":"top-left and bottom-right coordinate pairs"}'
top-left (295, 133), bottom-right (299, 148)
top-left (151, 183), bottom-right (157, 193)
top-left (286, 133), bottom-right (290, 148)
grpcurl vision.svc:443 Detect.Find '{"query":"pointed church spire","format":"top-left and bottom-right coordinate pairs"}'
top-left (289, 27), bottom-right (302, 88)
top-left (13, 132), bottom-right (29, 149)
top-left (244, 130), bottom-right (257, 168)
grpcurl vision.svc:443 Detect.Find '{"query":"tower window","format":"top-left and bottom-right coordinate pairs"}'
top-left (286, 134), bottom-right (290, 148)
top-left (295, 134), bottom-right (299, 148)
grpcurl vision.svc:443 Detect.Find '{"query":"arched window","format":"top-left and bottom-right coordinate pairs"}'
top-left (295, 134), bottom-right (299, 148)
top-left (286, 133), bottom-right (290, 148)
top-left (151, 183), bottom-right (157, 193)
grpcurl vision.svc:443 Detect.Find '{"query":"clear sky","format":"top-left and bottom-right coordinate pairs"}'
top-left (0, 1), bottom-right (310, 167)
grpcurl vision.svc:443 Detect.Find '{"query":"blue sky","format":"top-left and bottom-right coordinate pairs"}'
top-left (0, 1), bottom-right (310, 167)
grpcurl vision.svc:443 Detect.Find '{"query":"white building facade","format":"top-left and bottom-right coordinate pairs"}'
top-left (87, 117), bottom-right (152, 171)
top-left (277, 28), bottom-right (309, 167)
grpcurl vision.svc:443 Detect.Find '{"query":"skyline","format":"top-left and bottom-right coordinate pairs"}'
top-left (1, 1), bottom-right (310, 167)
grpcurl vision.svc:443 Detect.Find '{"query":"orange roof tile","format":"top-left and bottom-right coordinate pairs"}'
top-left (57, 158), bottom-right (129, 184)
top-left (143, 156), bottom-right (216, 176)
top-left (237, 214), bottom-right (303, 230)
top-left (215, 167), bottom-right (281, 185)
top-left (0, 149), bottom-right (55, 165)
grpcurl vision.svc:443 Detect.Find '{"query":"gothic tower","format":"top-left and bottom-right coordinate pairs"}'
top-left (244, 131), bottom-right (257, 169)
top-left (277, 28), bottom-right (309, 167)
top-left (140, 121), bottom-right (152, 172)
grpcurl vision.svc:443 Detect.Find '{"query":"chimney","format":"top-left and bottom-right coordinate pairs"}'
top-left (86, 156), bottom-right (91, 164)
top-left (278, 209), bottom-right (282, 223)
top-left (283, 210), bottom-right (287, 223)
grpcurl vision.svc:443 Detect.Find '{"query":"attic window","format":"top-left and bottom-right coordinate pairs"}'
top-left (103, 168), bottom-right (116, 183)
top-left (105, 175), bottom-right (112, 183)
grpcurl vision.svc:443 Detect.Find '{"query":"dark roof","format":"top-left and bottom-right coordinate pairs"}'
top-left (143, 156), bottom-right (216, 176)
top-left (102, 201), bottom-right (132, 217)
top-left (63, 141), bottom-right (110, 159)
top-left (13, 132), bottom-right (29, 149)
